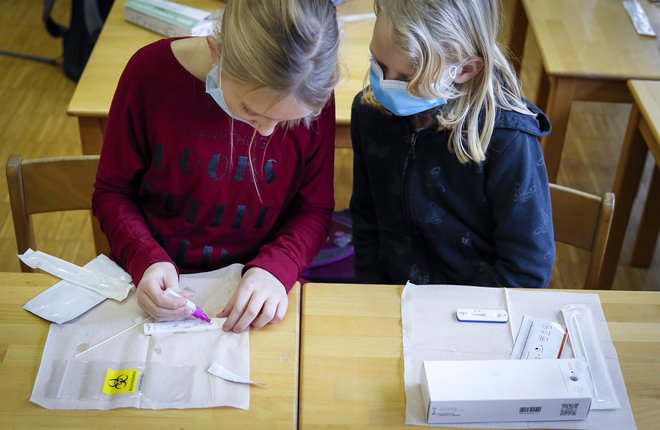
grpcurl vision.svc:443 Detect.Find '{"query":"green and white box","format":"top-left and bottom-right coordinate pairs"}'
top-left (125, 0), bottom-right (221, 37)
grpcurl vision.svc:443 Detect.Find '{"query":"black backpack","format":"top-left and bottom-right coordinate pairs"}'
top-left (42, 0), bottom-right (114, 81)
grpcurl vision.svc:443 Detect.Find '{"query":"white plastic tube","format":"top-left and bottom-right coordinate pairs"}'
top-left (562, 304), bottom-right (621, 410)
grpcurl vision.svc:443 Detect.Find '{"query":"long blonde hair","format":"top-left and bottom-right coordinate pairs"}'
top-left (219, 0), bottom-right (340, 122)
top-left (364, 0), bottom-right (533, 164)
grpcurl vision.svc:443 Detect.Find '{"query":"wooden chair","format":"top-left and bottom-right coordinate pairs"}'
top-left (6, 154), bottom-right (109, 272)
top-left (549, 183), bottom-right (615, 290)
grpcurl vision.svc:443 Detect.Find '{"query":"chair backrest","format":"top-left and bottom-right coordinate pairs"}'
top-left (6, 154), bottom-right (109, 272)
top-left (549, 183), bottom-right (615, 290)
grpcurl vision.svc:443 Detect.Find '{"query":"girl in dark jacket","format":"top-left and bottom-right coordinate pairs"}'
top-left (351, 0), bottom-right (554, 288)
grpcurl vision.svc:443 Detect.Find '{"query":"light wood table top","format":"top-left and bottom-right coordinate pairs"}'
top-left (516, 0), bottom-right (660, 184)
top-left (604, 80), bottom-right (660, 287)
top-left (0, 272), bottom-right (301, 430)
top-left (299, 283), bottom-right (660, 429)
top-left (524, 0), bottom-right (660, 80)
top-left (67, 0), bottom-right (222, 118)
top-left (333, 1), bottom-right (374, 126)
top-left (67, 0), bottom-right (373, 153)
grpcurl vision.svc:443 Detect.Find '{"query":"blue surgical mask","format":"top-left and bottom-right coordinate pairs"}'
top-left (369, 56), bottom-right (456, 117)
top-left (205, 62), bottom-right (253, 127)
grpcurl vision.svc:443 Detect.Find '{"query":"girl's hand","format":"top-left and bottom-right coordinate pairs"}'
top-left (217, 267), bottom-right (288, 333)
top-left (136, 262), bottom-right (189, 320)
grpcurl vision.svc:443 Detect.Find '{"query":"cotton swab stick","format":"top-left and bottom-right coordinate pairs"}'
top-left (74, 316), bottom-right (153, 359)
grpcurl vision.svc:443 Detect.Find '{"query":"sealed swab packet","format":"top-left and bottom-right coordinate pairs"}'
top-left (562, 304), bottom-right (621, 410)
top-left (19, 249), bottom-right (133, 301)
top-left (23, 253), bottom-right (134, 324)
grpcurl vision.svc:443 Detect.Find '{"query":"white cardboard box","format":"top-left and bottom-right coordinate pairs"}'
top-left (125, 0), bottom-right (220, 37)
top-left (420, 359), bottom-right (592, 424)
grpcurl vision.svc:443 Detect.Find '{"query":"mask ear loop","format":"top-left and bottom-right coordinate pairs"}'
top-left (448, 64), bottom-right (459, 81)
top-left (217, 52), bottom-right (225, 91)
top-left (442, 64), bottom-right (460, 87)
top-left (433, 64), bottom-right (461, 102)
top-left (426, 64), bottom-right (461, 120)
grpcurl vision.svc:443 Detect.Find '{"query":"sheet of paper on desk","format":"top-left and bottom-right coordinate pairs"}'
top-left (30, 264), bottom-right (251, 410)
top-left (401, 283), bottom-right (636, 429)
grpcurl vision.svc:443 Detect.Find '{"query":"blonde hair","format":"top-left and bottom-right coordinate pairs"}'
top-left (214, 0), bottom-right (340, 202)
top-left (364, 0), bottom-right (533, 164)
top-left (219, 0), bottom-right (340, 123)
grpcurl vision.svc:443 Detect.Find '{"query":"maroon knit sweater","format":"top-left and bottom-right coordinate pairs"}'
top-left (93, 38), bottom-right (335, 291)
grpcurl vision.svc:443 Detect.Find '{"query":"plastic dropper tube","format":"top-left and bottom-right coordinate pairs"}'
top-left (163, 289), bottom-right (211, 323)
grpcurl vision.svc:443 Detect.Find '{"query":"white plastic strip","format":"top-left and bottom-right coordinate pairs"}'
top-left (562, 304), bottom-right (621, 410)
top-left (207, 362), bottom-right (265, 387)
top-left (143, 318), bottom-right (223, 335)
top-left (18, 249), bottom-right (133, 301)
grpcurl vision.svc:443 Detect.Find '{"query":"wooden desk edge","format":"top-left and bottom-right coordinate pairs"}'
top-left (628, 80), bottom-right (660, 148)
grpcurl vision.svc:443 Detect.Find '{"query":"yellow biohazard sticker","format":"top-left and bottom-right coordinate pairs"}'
top-left (102, 368), bottom-right (139, 395)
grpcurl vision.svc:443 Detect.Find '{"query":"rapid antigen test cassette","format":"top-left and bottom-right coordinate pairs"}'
top-left (456, 308), bottom-right (508, 323)
top-left (420, 359), bottom-right (592, 424)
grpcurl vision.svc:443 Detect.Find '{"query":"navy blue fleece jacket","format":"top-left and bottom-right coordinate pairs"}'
top-left (350, 93), bottom-right (554, 287)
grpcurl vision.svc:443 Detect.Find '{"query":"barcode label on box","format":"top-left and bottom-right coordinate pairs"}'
top-left (519, 406), bottom-right (542, 414)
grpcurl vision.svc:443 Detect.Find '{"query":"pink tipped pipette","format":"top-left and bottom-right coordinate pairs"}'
top-left (164, 289), bottom-right (211, 323)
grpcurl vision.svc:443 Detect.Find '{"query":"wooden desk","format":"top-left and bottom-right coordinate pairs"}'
top-left (0, 272), bottom-right (301, 430)
top-left (67, 0), bottom-right (221, 155)
top-left (67, 0), bottom-right (373, 155)
top-left (514, 0), bottom-right (660, 182)
top-left (299, 283), bottom-right (660, 429)
top-left (603, 80), bottom-right (660, 288)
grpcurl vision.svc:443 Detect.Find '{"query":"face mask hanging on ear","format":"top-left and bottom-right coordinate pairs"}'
top-left (205, 61), bottom-right (254, 127)
top-left (369, 56), bottom-right (458, 117)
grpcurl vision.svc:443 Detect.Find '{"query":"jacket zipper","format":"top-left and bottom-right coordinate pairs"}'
top-left (402, 131), bottom-right (418, 220)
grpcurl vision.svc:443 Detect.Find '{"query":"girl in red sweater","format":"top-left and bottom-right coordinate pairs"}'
top-left (93, 0), bottom-right (339, 332)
